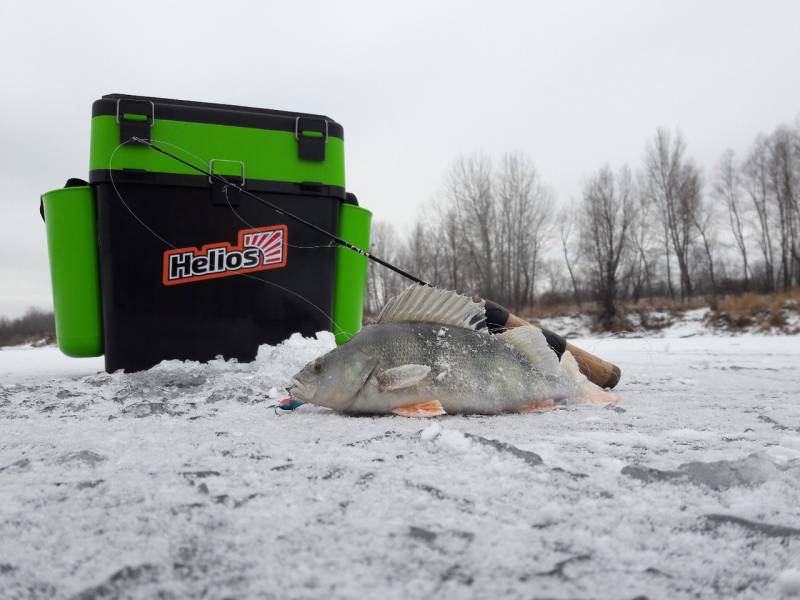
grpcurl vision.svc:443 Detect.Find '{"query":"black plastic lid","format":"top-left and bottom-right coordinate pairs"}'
top-left (93, 93), bottom-right (344, 140)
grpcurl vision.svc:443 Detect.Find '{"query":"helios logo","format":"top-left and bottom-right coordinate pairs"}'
top-left (162, 225), bottom-right (287, 286)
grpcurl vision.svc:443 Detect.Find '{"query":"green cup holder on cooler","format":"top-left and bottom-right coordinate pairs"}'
top-left (332, 202), bottom-right (373, 345)
top-left (41, 185), bottom-right (103, 357)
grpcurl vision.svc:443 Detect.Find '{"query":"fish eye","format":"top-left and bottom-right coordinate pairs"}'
top-left (312, 360), bottom-right (324, 374)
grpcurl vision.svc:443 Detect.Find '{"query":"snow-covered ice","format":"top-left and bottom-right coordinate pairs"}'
top-left (1, 332), bottom-right (799, 599)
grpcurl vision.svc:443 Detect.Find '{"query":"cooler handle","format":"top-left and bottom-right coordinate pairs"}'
top-left (208, 160), bottom-right (245, 207)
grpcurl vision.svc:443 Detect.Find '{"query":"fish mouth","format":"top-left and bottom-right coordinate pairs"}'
top-left (287, 377), bottom-right (315, 402)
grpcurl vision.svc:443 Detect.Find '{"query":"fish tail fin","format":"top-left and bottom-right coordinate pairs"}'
top-left (561, 351), bottom-right (620, 405)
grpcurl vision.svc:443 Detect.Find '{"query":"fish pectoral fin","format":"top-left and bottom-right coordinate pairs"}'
top-left (377, 364), bottom-right (431, 391)
top-left (392, 400), bottom-right (446, 418)
top-left (516, 399), bottom-right (557, 413)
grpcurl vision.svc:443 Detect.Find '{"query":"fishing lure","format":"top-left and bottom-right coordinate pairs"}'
top-left (277, 396), bottom-right (305, 411)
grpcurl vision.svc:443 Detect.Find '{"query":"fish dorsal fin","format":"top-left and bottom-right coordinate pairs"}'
top-left (377, 285), bottom-right (486, 331)
top-left (498, 325), bottom-right (561, 377)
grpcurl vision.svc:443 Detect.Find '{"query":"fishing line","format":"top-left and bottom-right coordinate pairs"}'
top-left (151, 139), bottom-right (337, 251)
top-left (107, 140), bottom-right (357, 338)
top-left (221, 186), bottom-right (336, 251)
top-left (109, 141), bottom-right (176, 250)
top-left (115, 138), bottom-right (338, 251)
top-left (132, 137), bottom-right (431, 287)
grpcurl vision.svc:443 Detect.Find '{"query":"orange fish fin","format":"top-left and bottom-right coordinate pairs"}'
top-left (516, 399), bottom-right (557, 413)
top-left (392, 400), bottom-right (446, 418)
top-left (582, 387), bottom-right (620, 405)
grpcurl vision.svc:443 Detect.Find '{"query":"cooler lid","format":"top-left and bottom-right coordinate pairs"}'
top-left (93, 94), bottom-right (344, 141)
top-left (89, 94), bottom-right (346, 190)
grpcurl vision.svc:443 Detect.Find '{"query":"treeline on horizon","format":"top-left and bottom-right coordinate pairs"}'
top-left (365, 118), bottom-right (800, 329)
top-left (0, 308), bottom-right (55, 347)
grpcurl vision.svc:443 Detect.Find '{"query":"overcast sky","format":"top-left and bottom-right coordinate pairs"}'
top-left (1, 0), bottom-right (799, 317)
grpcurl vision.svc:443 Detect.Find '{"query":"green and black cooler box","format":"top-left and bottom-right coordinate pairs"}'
top-left (41, 94), bottom-right (371, 372)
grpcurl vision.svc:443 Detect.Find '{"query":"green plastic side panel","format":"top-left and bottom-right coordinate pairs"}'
top-left (90, 116), bottom-right (345, 187)
top-left (332, 205), bottom-right (372, 345)
top-left (42, 187), bottom-right (103, 357)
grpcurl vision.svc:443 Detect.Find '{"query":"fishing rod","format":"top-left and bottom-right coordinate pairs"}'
top-left (132, 138), bottom-right (621, 389)
top-left (132, 138), bottom-right (429, 287)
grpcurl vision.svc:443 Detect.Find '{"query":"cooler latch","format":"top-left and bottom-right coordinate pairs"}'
top-left (295, 117), bottom-right (328, 161)
top-left (116, 98), bottom-right (155, 145)
top-left (209, 159), bottom-right (246, 207)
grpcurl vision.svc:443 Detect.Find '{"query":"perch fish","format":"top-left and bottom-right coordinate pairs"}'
top-left (288, 286), bottom-right (617, 416)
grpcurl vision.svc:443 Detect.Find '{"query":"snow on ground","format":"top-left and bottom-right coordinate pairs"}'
top-left (537, 308), bottom-right (712, 339)
top-left (0, 346), bottom-right (104, 383)
top-left (537, 305), bottom-right (800, 339)
top-left (1, 332), bottom-right (799, 599)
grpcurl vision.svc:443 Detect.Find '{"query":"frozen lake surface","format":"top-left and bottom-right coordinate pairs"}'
top-left (1, 333), bottom-right (799, 599)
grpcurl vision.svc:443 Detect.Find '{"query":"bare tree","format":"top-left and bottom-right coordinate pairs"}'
top-left (404, 219), bottom-right (439, 286)
top-left (743, 135), bottom-right (776, 291)
top-left (365, 222), bottom-right (403, 313)
top-left (767, 126), bottom-right (799, 290)
top-left (642, 129), bottom-right (700, 301)
top-left (794, 124), bottom-right (800, 282)
top-left (495, 153), bottom-right (553, 310)
top-left (558, 200), bottom-right (582, 306)
top-left (691, 184), bottom-right (720, 305)
top-left (713, 149), bottom-right (750, 288)
top-left (580, 165), bottom-right (636, 326)
top-left (445, 154), bottom-right (495, 297)
top-left (627, 186), bottom-right (658, 300)
top-left (427, 152), bottom-right (555, 308)
top-left (435, 204), bottom-right (463, 291)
